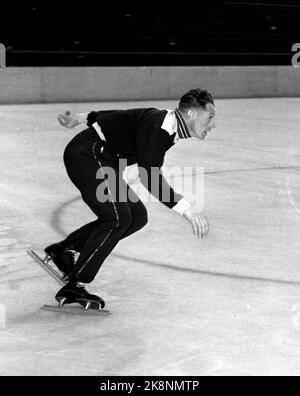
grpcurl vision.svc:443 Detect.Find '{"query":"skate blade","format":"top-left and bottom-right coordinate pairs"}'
top-left (27, 250), bottom-right (66, 286)
top-left (56, 298), bottom-right (105, 310)
top-left (40, 305), bottom-right (111, 316)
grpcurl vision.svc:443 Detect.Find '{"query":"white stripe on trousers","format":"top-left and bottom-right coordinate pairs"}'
top-left (76, 143), bottom-right (120, 278)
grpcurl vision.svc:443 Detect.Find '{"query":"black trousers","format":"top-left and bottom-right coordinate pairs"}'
top-left (61, 128), bottom-right (148, 283)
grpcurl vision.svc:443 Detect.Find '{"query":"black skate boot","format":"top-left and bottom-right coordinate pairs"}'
top-left (44, 243), bottom-right (79, 279)
top-left (55, 279), bottom-right (105, 310)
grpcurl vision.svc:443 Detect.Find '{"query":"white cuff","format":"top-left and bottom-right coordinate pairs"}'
top-left (173, 198), bottom-right (192, 215)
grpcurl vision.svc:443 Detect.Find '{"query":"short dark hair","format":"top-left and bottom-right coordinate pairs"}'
top-left (179, 89), bottom-right (214, 112)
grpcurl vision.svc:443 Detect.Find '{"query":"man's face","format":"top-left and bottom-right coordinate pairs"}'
top-left (187, 103), bottom-right (216, 140)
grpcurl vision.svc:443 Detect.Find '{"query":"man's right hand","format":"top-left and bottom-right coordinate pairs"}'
top-left (183, 209), bottom-right (209, 239)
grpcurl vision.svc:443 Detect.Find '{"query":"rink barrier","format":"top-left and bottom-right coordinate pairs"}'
top-left (0, 66), bottom-right (300, 103)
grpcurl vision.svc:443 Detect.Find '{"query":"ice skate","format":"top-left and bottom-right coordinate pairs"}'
top-left (55, 279), bottom-right (106, 310)
top-left (27, 249), bottom-right (67, 285)
top-left (44, 243), bottom-right (80, 279)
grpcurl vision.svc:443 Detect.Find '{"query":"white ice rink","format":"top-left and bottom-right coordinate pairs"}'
top-left (1, 98), bottom-right (300, 376)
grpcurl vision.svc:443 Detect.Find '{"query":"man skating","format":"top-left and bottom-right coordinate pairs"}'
top-left (46, 89), bottom-right (216, 307)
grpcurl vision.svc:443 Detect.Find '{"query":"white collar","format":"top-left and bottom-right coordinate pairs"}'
top-left (161, 110), bottom-right (180, 143)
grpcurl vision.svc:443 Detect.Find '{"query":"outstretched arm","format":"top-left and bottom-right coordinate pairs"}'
top-left (57, 110), bottom-right (120, 129)
top-left (137, 128), bottom-right (209, 239)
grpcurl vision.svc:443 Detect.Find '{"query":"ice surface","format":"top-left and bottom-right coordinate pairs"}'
top-left (1, 98), bottom-right (300, 376)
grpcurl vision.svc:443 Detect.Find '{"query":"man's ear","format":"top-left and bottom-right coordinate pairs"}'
top-left (187, 110), bottom-right (194, 119)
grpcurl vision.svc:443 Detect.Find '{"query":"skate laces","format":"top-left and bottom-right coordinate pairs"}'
top-left (66, 249), bottom-right (80, 264)
top-left (76, 282), bottom-right (87, 291)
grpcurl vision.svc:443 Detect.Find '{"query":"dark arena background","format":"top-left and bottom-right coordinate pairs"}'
top-left (2, 0), bottom-right (300, 66)
top-left (1, 0), bottom-right (300, 379)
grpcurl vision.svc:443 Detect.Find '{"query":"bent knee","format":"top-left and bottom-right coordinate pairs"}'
top-left (133, 210), bottom-right (148, 232)
top-left (140, 211), bottom-right (148, 228)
